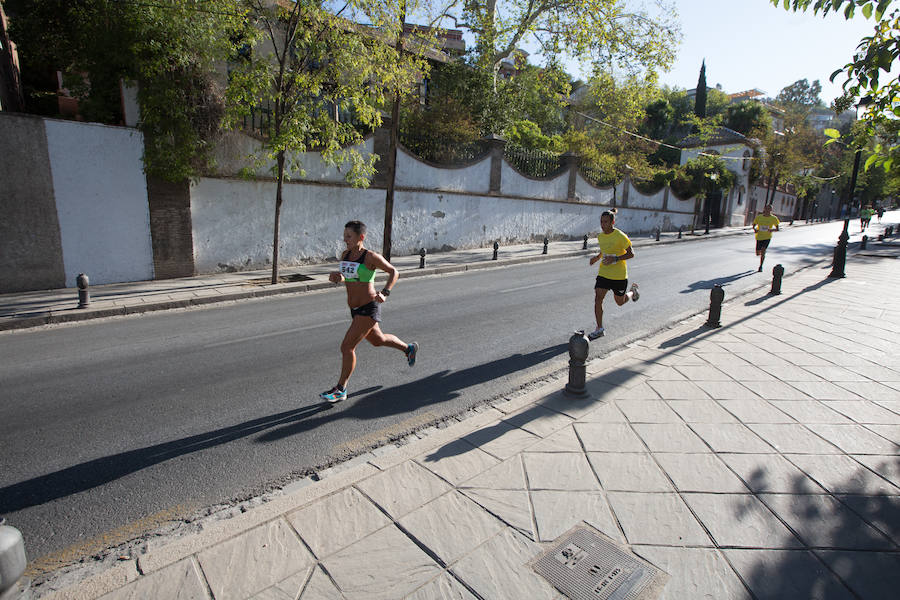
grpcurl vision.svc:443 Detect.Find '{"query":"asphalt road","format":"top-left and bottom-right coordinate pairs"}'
top-left (0, 222), bottom-right (845, 568)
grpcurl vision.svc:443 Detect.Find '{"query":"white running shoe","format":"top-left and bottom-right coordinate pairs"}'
top-left (630, 283), bottom-right (640, 302)
top-left (588, 327), bottom-right (605, 340)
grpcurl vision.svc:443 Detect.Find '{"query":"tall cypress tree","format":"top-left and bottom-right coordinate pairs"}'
top-left (694, 59), bottom-right (707, 119)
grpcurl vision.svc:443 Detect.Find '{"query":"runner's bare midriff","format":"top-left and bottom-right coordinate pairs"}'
top-left (345, 281), bottom-right (376, 309)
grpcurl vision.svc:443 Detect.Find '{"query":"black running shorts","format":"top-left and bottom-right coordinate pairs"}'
top-left (756, 238), bottom-right (771, 252)
top-left (350, 300), bottom-right (382, 322)
top-left (595, 276), bottom-right (628, 296)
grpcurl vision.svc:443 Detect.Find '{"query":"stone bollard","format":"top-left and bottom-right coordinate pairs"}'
top-left (583, 235), bottom-right (588, 250)
top-left (0, 518), bottom-right (29, 600)
top-left (542, 237), bottom-right (549, 255)
top-left (678, 226), bottom-right (683, 239)
top-left (76, 273), bottom-right (90, 308)
top-left (564, 331), bottom-right (590, 398)
top-left (770, 264), bottom-right (784, 295)
top-left (418, 248), bottom-right (426, 269)
top-left (655, 227), bottom-right (661, 241)
top-left (492, 241), bottom-right (499, 260)
top-left (860, 235), bottom-right (868, 250)
top-left (705, 284), bottom-right (725, 328)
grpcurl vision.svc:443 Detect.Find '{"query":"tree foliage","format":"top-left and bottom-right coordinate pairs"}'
top-left (449, 0), bottom-right (680, 77)
top-left (6, 0), bottom-right (249, 181)
top-left (227, 0), bottom-right (431, 281)
top-left (724, 100), bottom-right (773, 136)
top-left (775, 78), bottom-right (824, 108)
top-left (774, 0), bottom-right (900, 173)
top-left (694, 60), bottom-right (707, 118)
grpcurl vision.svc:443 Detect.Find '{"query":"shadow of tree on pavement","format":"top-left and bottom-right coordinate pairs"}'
top-left (735, 458), bottom-right (900, 599)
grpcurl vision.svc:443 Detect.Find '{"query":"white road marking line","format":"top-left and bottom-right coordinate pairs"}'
top-left (204, 319), bottom-right (346, 349)
top-left (498, 280), bottom-right (560, 294)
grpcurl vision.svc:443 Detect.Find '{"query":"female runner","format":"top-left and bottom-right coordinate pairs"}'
top-left (320, 221), bottom-right (418, 403)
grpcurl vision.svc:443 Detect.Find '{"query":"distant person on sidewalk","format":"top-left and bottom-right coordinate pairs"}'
top-left (587, 209), bottom-right (639, 340)
top-left (752, 204), bottom-right (780, 273)
top-left (860, 204), bottom-right (875, 230)
top-left (320, 221), bottom-right (418, 403)
top-left (876, 205), bottom-right (885, 223)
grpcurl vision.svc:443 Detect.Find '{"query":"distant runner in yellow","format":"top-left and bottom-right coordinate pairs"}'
top-left (752, 204), bottom-right (780, 273)
top-left (587, 209), bottom-right (639, 340)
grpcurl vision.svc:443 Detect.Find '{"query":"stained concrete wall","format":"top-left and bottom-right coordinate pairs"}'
top-left (0, 113), bottom-right (66, 292)
top-left (44, 119), bottom-right (154, 287)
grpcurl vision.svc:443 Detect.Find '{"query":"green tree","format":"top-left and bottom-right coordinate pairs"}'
top-left (724, 100), bottom-right (773, 136)
top-left (694, 59), bottom-right (707, 118)
top-left (774, 0), bottom-right (900, 172)
top-left (672, 154), bottom-right (736, 231)
top-left (6, 0), bottom-right (249, 181)
top-left (227, 0), bottom-right (426, 282)
top-left (775, 78), bottom-right (824, 107)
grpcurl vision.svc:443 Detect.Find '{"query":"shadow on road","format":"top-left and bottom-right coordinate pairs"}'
top-left (680, 270), bottom-right (756, 294)
top-left (0, 346), bottom-right (567, 511)
top-left (255, 343), bottom-right (569, 444)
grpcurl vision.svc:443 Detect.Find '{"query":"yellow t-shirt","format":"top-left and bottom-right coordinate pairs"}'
top-left (753, 214), bottom-right (780, 240)
top-left (596, 229), bottom-right (631, 280)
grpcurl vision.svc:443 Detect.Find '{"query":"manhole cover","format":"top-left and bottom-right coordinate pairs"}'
top-left (531, 525), bottom-right (667, 600)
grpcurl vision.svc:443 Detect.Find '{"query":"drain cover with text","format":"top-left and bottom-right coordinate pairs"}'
top-left (531, 525), bottom-right (668, 600)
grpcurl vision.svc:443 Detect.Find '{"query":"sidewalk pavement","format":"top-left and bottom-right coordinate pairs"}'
top-left (0, 222), bottom-right (786, 332)
top-left (30, 237), bottom-right (900, 599)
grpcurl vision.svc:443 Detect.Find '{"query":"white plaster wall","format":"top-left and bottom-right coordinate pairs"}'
top-left (44, 120), bottom-right (154, 287)
top-left (395, 148), bottom-right (491, 194)
top-left (500, 163), bottom-right (569, 199)
top-left (211, 131), bottom-right (374, 182)
top-left (627, 185), bottom-right (665, 210)
top-left (389, 191), bottom-right (605, 255)
top-left (190, 177), bottom-right (384, 273)
top-left (574, 174), bottom-right (614, 204)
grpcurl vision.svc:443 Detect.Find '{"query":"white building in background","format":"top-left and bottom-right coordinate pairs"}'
top-left (678, 126), bottom-right (756, 228)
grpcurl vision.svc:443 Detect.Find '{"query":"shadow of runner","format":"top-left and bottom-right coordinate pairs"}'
top-left (256, 343), bottom-right (569, 444)
top-left (0, 346), bottom-right (567, 512)
top-left (0, 403), bottom-right (335, 512)
top-left (736, 461), bottom-right (900, 599)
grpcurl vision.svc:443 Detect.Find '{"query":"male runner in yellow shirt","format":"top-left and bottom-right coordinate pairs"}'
top-left (752, 204), bottom-right (780, 273)
top-left (587, 210), bottom-right (640, 340)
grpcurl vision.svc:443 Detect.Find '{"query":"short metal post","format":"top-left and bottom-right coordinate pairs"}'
top-left (418, 248), bottom-right (426, 269)
top-left (0, 518), bottom-right (29, 600)
top-left (705, 284), bottom-right (725, 328)
top-left (542, 237), bottom-right (548, 255)
top-left (678, 226), bottom-right (683, 239)
top-left (76, 273), bottom-right (90, 308)
top-left (582, 235), bottom-right (588, 250)
top-left (828, 219), bottom-right (850, 279)
top-left (564, 331), bottom-right (590, 398)
top-left (655, 227), bottom-right (661, 241)
top-left (770, 264), bottom-right (784, 295)
top-left (860, 235), bottom-right (868, 250)
top-left (492, 241), bottom-right (499, 260)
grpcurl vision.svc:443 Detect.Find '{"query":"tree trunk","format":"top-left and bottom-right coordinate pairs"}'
top-left (382, 3), bottom-right (406, 261)
top-left (272, 151), bottom-right (285, 284)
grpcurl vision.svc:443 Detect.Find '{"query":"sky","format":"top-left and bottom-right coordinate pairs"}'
top-left (653, 0), bottom-right (878, 104)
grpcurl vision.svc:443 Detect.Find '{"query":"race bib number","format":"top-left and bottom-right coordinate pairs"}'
top-left (759, 225), bottom-right (769, 232)
top-left (340, 261), bottom-right (359, 278)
